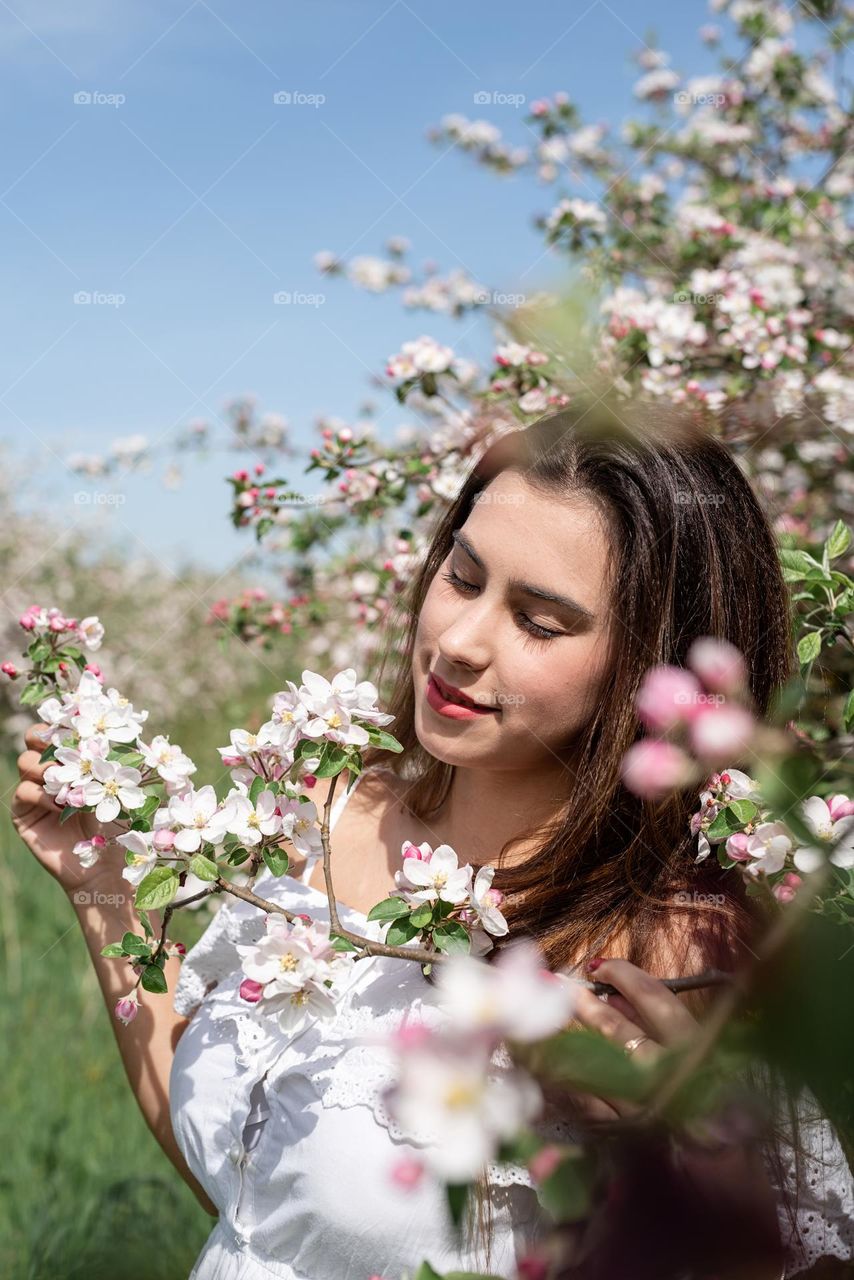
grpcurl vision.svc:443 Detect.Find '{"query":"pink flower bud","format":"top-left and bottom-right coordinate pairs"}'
top-left (83, 663), bottom-right (103, 678)
top-left (302, 774), bottom-right (317, 788)
top-left (621, 739), bottom-right (695, 799)
top-left (18, 612), bottom-right (37, 630)
top-left (153, 829), bottom-right (176, 851)
top-left (828, 795), bottom-right (854, 820)
top-left (171, 941), bottom-right (187, 956)
top-left (254, 463), bottom-right (265, 476)
top-left (688, 704), bottom-right (756, 763)
top-left (390, 1155), bottom-right (424, 1190)
top-left (49, 615), bottom-right (67, 632)
top-left (233, 469), bottom-right (249, 482)
top-left (115, 991), bottom-right (140, 1024)
top-left (686, 637), bottom-right (747, 696)
top-left (239, 979), bottom-right (264, 1003)
top-left (294, 913), bottom-right (312, 923)
top-left (528, 1144), bottom-right (564, 1184)
top-left (636, 666), bottom-right (704, 732)
top-left (1, 662), bottom-right (18, 678)
top-left (392, 1020), bottom-right (433, 1050)
top-left (726, 832), bottom-right (751, 862)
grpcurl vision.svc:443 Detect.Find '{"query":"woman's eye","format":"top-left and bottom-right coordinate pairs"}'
top-left (440, 568), bottom-right (561, 642)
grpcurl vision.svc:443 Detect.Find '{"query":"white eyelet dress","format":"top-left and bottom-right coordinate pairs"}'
top-left (169, 769), bottom-right (854, 1279)
top-left (170, 768), bottom-right (550, 1279)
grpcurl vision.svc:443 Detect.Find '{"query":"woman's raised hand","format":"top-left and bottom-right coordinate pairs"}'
top-left (12, 723), bottom-right (126, 897)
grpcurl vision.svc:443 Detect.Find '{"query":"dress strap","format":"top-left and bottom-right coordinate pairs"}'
top-left (298, 766), bottom-right (375, 884)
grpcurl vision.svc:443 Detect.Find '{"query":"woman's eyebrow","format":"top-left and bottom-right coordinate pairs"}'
top-left (451, 529), bottom-right (597, 620)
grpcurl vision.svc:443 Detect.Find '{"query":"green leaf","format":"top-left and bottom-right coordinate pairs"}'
top-left (385, 917), bottom-right (420, 946)
top-left (844, 690), bottom-right (854, 734)
top-left (141, 964), bottom-right (168, 994)
top-left (137, 793), bottom-right (161, 821)
top-left (706, 801), bottom-right (756, 841)
top-left (311, 742), bottom-right (350, 779)
top-left (445, 1182), bottom-right (470, 1230)
top-left (138, 910), bottom-right (154, 940)
top-left (100, 942), bottom-right (126, 957)
top-left (779, 548), bottom-right (823, 581)
top-left (262, 846), bottom-right (290, 877)
top-left (121, 931), bottom-right (150, 957)
top-left (249, 775), bottom-right (266, 805)
top-left (826, 520), bottom-right (851, 562)
top-left (59, 804), bottom-right (81, 825)
top-left (363, 727), bottom-right (404, 754)
top-left (409, 903), bottom-right (434, 929)
top-left (797, 630), bottom-right (822, 664)
top-left (228, 845), bottom-right (250, 865)
top-left (189, 853), bottom-right (220, 882)
top-left (432, 923), bottom-right (471, 955)
top-left (536, 1150), bottom-right (592, 1222)
top-left (526, 1028), bottom-right (650, 1102)
top-left (366, 896), bottom-right (411, 922)
top-left (330, 932), bottom-right (359, 952)
top-left (134, 867), bottom-right (179, 911)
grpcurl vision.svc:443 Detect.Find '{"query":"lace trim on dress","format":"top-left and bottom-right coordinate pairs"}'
top-left (172, 884), bottom-right (854, 1249)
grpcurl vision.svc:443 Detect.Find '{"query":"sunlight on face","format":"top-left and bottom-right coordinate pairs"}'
top-left (412, 470), bottom-right (615, 772)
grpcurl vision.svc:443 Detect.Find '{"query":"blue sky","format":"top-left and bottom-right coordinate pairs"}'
top-left (0, 0), bottom-right (723, 577)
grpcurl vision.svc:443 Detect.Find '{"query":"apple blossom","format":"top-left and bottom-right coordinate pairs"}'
top-left (82, 759), bottom-right (146, 823)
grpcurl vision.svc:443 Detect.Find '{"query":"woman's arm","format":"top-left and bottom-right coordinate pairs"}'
top-left (67, 871), bottom-right (219, 1217)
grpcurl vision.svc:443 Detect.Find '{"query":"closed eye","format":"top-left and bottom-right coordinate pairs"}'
top-left (439, 567), bottom-right (562, 643)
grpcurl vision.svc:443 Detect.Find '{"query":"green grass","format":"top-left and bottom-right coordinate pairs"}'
top-left (0, 671), bottom-right (288, 1279)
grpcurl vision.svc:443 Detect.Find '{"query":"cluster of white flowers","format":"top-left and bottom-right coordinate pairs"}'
top-left (691, 768), bottom-right (854, 901)
top-left (382, 939), bottom-right (578, 1181)
top-left (391, 840), bottom-right (509, 956)
top-left (236, 914), bottom-right (354, 1034)
top-left (386, 335), bottom-right (457, 379)
top-left (36, 663), bottom-right (393, 893)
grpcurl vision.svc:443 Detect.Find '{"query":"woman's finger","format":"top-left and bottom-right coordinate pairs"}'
top-left (572, 986), bottom-right (662, 1066)
top-left (17, 750), bottom-right (50, 784)
top-left (590, 958), bottom-right (698, 1046)
top-left (24, 723), bottom-right (53, 752)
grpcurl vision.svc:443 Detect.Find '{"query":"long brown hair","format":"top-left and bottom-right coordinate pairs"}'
top-left (361, 395), bottom-right (806, 1269)
top-left (363, 396), bottom-right (792, 983)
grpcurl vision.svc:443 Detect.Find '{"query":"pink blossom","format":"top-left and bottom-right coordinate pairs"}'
top-left (239, 978), bottom-right (264, 1003)
top-left (686, 637), bottom-right (747, 695)
top-left (828, 795), bottom-right (854, 820)
top-left (528, 1144), bottom-right (564, 1184)
top-left (153, 829), bottom-right (176, 851)
top-left (1, 662), bottom-right (18, 678)
top-left (390, 1155), bottom-right (424, 1190)
top-left (621, 739), bottom-right (695, 798)
top-left (726, 832), bottom-right (751, 862)
top-left (688, 704), bottom-right (755, 762)
top-left (115, 991), bottom-right (140, 1024)
top-left (636, 666), bottom-right (704, 732)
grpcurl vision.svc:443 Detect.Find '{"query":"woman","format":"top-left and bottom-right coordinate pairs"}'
top-left (13, 397), bottom-right (854, 1278)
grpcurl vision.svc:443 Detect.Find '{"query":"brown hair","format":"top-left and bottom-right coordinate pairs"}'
top-left (361, 395), bottom-right (805, 1267)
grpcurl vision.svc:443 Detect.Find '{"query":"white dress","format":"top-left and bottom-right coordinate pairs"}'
top-left (170, 768), bottom-right (854, 1279)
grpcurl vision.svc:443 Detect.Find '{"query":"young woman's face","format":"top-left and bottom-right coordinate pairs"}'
top-left (413, 470), bottom-right (615, 772)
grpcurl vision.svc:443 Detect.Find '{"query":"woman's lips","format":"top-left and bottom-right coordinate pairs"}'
top-left (425, 672), bottom-right (498, 720)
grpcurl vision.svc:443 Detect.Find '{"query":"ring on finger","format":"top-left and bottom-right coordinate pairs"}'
top-left (624, 1034), bottom-right (653, 1057)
